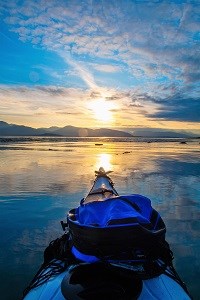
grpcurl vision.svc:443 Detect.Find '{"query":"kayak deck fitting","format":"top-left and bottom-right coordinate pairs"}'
top-left (23, 168), bottom-right (192, 300)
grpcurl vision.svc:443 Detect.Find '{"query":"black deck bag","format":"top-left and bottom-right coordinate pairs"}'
top-left (67, 194), bottom-right (170, 262)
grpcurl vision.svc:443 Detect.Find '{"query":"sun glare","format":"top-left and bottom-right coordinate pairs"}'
top-left (88, 99), bottom-right (115, 122)
top-left (96, 153), bottom-right (112, 171)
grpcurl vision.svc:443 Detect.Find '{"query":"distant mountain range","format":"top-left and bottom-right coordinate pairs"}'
top-left (0, 121), bottom-right (132, 137)
top-left (128, 128), bottom-right (197, 138)
top-left (0, 121), bottom-right (198, 138)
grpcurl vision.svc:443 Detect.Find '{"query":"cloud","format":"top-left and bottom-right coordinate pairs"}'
top-left (0, 85), bottom-right (86, 114)
top-left (148, 96), bottom-right (200, 122)
top-left (120, 84), bottom-right (200, 122)
top-left (1, 82), bottom-right (199, 125)
top-left (92, 64), bottom-right (121, 73)
top-left (3, 0), bottom-right (199, 84)
top-left (88, 91), bottom-right (101, 99)
top-left (0, 84), bottom-right (149, 121)
top-left (129, 102), bottom-right (143, 108)
top-left (59, 52), bottom-right (98, 89)
top-left (1, 0), bottom-right (200, 127)
top-left (56, 111), bottom-right (81, 115)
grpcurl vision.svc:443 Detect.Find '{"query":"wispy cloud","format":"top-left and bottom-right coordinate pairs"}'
top-left (0, 0), bottom-right (199, 129)
top-left (3, 1), bottom-right (199, 85)
top-left (92, 64), bottom-right (121, 73)
top-left (0, 84), bottom-right (149, 122)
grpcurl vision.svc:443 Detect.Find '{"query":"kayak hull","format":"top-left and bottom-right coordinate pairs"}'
top-left (24, 262), bottom-right (190, 300)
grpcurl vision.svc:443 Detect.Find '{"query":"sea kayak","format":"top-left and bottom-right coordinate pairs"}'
top-left (23, 168), bottom-right (191, 300)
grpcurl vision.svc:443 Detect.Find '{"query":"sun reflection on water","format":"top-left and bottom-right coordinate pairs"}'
top-left (95, 153), bottom-right (112, 171)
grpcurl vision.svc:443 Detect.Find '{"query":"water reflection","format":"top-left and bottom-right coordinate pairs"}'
top-left (95, 153), bottom-right (112, 171)
top-left (0, 139), bottom-right (199, 299)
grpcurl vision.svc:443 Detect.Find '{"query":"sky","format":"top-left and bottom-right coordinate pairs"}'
top-left (0, 0), bottom-right (199, 133)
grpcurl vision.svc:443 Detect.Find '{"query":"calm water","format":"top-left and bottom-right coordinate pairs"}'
top-left (0, 137), bottom-right (199, 299)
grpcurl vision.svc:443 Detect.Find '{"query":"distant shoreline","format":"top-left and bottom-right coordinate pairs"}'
top-left (0, 136), bottom-right (199, 143)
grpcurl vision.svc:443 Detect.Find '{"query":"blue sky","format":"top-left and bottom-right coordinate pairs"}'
top-left (0, 0), bottom-right (199, 132)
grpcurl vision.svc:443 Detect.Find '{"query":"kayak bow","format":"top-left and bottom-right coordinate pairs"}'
top-left (84, 167), bottom-right (118, 204)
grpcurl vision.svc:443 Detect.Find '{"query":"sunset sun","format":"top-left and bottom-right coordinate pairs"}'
top-left (88, 99), bottom-right (115, 123)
